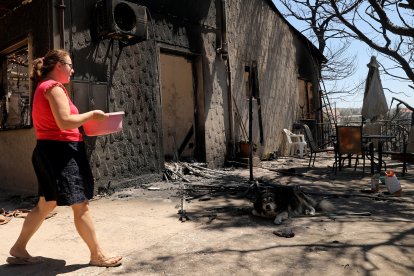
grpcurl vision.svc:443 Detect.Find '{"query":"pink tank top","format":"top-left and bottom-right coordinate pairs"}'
top-left (32, 80), bottom-right (83, 141)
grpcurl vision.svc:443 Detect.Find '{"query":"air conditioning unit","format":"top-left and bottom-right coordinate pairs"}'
top-left (94, 0), bottom-right (149, 43)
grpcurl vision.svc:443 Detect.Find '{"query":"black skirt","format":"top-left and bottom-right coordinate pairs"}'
top-left (32, 140), bottom-right (94, 206)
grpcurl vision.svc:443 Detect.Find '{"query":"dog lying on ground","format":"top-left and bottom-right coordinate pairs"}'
top-left (251, 183), bottom-right (332, 224)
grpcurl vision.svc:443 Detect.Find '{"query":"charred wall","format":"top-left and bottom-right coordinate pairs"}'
top-left (294, 36), bottom-right (322, 122)
top-left (226, 0), bottom-right (320, 157)
top-left (0, 1), bottom-right (52, 56)
top-left (0, 0), bottom-right (319, 194)
top-left (135, 0), bottom-right (228, 168)
top-left (0, 0), bottom-right (227, 194)
top-left (66, 1), bottom-right (164, 188)
top-left (65, 0), bottom-right (226, 191)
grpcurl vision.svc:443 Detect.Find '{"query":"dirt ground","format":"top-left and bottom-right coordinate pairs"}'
top-left (0, 154), bottom-right (413, 276)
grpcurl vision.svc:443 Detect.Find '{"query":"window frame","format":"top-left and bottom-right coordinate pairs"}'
top-left (0, 38), bottom-right (33, 130)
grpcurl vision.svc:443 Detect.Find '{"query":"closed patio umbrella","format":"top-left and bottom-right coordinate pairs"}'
top-left (361, 56), bottom-right (388, 121)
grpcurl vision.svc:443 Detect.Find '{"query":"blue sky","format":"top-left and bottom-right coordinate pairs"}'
top-left (271, 1), bottom-right (414, 109)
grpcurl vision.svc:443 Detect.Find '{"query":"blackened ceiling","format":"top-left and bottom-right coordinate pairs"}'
top-left (0, 0), bottom-right (30, 18)
top-left (0, 0), bottom-right (326, 63)
top-left (0, 0), bottom-right (212, 22)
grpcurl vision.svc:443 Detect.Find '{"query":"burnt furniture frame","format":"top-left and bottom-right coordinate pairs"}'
top-left (381, 128), bottom-right (414, 176)
top-left (334, 125), bottom-right (368, 175)
top-left (302, 123), bottom-right (331, 167)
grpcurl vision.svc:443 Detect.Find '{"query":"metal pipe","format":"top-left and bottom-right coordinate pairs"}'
top-left (226, 58), bottom-right (234, 159)
top-left (216, 0), bottom-right (228, 59)
top-left (58, 0), bottom-right (66, 48)
top-left (249, 64), bottom-right (253, 181)
top-left (217, 0), bottom-right (234, 159)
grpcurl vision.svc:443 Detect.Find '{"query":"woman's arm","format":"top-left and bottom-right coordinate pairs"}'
top-left (45, 85), bottom-right (108, 130)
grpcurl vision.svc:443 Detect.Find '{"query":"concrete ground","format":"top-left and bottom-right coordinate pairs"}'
top-left (0, 155), bottom-right (413, 276)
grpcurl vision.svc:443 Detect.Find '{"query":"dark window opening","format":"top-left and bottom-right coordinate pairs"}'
top-left (0, 45), bottom-right (31, 130)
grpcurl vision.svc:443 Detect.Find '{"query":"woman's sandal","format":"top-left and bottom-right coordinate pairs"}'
top-left (89, 256), bottom-right (122, 267)
top-left (0, 214), bottom-right (12, 225)
top-left (0, 208), bottom-right (16, 225)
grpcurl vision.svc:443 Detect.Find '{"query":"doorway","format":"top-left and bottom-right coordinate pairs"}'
top-left (298, 79), bottom-right (314, 119)
top-left (160, 53), bottom-right (199, 161)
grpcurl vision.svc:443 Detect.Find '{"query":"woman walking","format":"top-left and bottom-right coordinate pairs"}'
top-left (7, 49), bottom-right (122, 267)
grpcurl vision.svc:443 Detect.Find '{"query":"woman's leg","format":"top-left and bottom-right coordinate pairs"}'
top-left (9, 197), bottom-right (56, 258)
top-left (71, 201), bottom-right (121, 266)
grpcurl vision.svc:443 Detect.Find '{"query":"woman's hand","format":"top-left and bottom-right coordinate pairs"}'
top-left (91, 110), bottom-right (109, 121)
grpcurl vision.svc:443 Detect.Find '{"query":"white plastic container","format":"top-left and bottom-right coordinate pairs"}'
top-left (384, 170), bottom-right (402, 195)
top-left (83, 111), bottom-right (124, 136)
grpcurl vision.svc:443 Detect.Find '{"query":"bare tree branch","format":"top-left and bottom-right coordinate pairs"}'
top-left (277, 0), bottom-right (358, 90)
top-left (329, 0), bottom-right (414, 84)
top-left (367, 0), bottom-right (414, 36)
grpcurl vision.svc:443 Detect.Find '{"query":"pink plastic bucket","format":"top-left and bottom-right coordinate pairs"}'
top-left (83, 111), bottom-right (124, 136)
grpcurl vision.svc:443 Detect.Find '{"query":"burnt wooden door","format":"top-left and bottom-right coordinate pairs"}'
top-left (160, 53), bottom-right (196, 160)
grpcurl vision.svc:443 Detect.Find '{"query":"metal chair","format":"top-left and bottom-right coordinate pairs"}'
top-left (283, 128), bottom-right (307, 158)
top-left (362, 123), bottom-right (381, 148)
top-left (381, 127), bottom-right (414, 176)
top-left (362, 122), bottom-right (386, 173)
top-left (301, 124), bottom-right (331, 167)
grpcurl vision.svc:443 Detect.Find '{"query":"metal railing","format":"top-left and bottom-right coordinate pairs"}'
top-left (312, 119), bottom-right (411, 152)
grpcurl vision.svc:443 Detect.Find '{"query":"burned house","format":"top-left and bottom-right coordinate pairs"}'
top-left (0, 0), bottom-right (325, 194)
